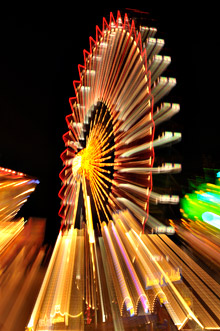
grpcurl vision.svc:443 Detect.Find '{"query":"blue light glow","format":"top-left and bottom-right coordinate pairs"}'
top-left (202, 212), bottom-right (220, 229)
top-left (198, 192), bottom-right (220, 204)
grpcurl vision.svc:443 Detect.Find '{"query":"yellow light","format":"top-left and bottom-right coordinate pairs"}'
top-left (131, 229), bottom-right (204, 329)
top-left (13, 187), bottom-right (35, 198)
top-left (71, 154), bottom-right (82, 175)
top-left (87, 196), bottom-right (95, 243)
top-left (50, 310), bottom-right (83, 319)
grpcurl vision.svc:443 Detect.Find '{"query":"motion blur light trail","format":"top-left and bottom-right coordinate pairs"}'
top-left (179, 174), bottom-right (220, 266)
top-left (202, 211), bottom-right (220, 229)
top-left (27, 212), bottom-right (220, 330)
top-left (0, 167), bottom-right (39, 256)
top-left (181, 178), bottom-right (220, 225)
top-left (26, 10), bottom-right (220, 331)
top-left (0, 167), bottom-right (47, 330)
top-left (0, 166), bottom-right (39, 224)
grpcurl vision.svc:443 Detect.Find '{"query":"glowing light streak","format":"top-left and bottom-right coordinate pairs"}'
top-left (0, 218), bottom-right (24, 253)
top-left (140, 25), bottom-right (157, 41)
top-left (150, 191), bottom-right (179, 204)
top-left (145, 38), bottom-right (165, 61)
top-left (202, 212), bottom-right (220, 229)
top-left (13, 180), bottom-right (29, 186)
top-left (198, 192), bottom-right (220, 204)
top-left (131, 229), bottom-right (204, 329)
top-left (118, 163), bottom-right (181, 174)
top-left (181, 181), bottom-right (220, 230)
top-left (149, 55), bottom-right (171, 84)
top-left (90, 183), bottom-right (102, 226)
top-left (0, 171), bottom-right (38, 224)
top-left (117, 197), bottom-right (148, 223)
top-left (71, 154), bottom-right (82, 175)
top-left (13, 187), bottom-right (35, 199)
top-left (102, 223), bottom-right (134, 314)
top-left (70, 181), bottom-right (80, 227)
top-left (94, 240), bottom-right (106, 322)
top-left (27, 231), bottom-right (62, 330)
top-left (50, 232), bottom-right (75, 323)
top-left (153, 103), bottom-right (180, 126)
top-left (152, 77), bottom-right (176, 105)
top-left (177, 316), bottom-right (189, 330)
top-left (124, 230), bottom-right (170, 314)
top-left (90, 177), bottom-right (111, 221)
top-left (86, 196), bottom-right (95, 243)
top-left (111, 222), bottom-right (149, 313)
top-left (50, 309), bottom-right (83, 319)
top-left (120, 132), bottom-right (181, 158)
top-left (136, 229), bottom-right (204, 328)
top-left (118, 183), bottom-right (149, 196)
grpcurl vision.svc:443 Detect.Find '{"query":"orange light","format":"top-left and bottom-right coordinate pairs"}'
top-left (77, 135), bottom-right (101, 181)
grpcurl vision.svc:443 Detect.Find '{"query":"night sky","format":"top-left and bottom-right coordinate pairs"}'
top-left (0, 5), bottom-right (219, 243)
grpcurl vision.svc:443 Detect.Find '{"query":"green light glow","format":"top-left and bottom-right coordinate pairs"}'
top-left (180, 182), bottom-right (220, 230)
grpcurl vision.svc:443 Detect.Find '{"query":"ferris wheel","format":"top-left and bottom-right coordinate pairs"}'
top-left (59, 10), bottom-right (181, 233)
top-left (27, 12), bottom-right (220, 331)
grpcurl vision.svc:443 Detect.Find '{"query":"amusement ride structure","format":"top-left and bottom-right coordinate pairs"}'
top-left (26, 10), bottom-right (220, 331)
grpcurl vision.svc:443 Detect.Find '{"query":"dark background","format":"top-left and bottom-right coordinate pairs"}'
top-left (0, 5), bottom-right (219, 243)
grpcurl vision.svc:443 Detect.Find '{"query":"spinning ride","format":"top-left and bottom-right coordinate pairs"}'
top-left (59, 11), bottom-right (181, 233)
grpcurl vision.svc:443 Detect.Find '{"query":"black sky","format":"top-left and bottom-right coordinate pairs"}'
top-left (0, 5), bottom-right (219, 242)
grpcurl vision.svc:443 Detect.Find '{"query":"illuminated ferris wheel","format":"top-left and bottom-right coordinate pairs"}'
top-left (27, 11), bottom-right (220, 331)
top-left (59, 10), bottom-right (181, 234)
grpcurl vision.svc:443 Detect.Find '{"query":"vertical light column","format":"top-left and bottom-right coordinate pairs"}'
top-left (110, 222), bottom-right (149, 313)
top-left (102, 222), bottom-right (134, 315)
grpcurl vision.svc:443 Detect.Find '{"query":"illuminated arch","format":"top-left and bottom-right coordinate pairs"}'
top-left (135, 293), bottom-right (150, 315)
top-left (151, 290), bottom-right (168, 313)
